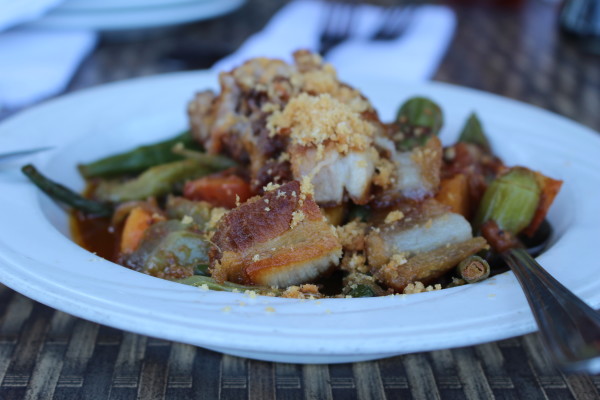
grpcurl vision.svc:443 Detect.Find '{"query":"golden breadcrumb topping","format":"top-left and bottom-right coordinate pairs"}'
top-left (300, 175), bottom-right (315, 198)
top-left (340, 252), bottom-right (369, 274)
top-left (372, 156), bottom-right (395, 187)
top-left (290, 210), bottom-right (305, 229)
top-left (384, 210), bottom-right (405, 224)
top-left (231, 58), bottom-right (291, 90)
top-left (336, 220), bottom-right (367, 252)
top-left (263, 182), bottom-right (281, 192)
top-left (403, 281), bottom-right (442, 294)
top-left (281, 284), bottom-right (321, 299)
top-left (267, 93), bottom-right (375, 154)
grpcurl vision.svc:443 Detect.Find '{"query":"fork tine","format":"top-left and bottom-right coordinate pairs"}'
top-left (371, 6), bottom-right (399, 40)
top-left (372, 6), bottom-right (414, 41)
top-left (385, 7), bottom-right (415, 40)
top-left (318, 1), bottom-right (357, 57)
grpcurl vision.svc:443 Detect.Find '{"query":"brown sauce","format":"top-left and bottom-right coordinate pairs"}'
top-left (70, 210), bottom-right (119, 262)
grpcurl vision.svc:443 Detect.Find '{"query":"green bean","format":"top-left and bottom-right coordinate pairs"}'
top-left (474, 167), bottom-right (541, 235)
top-left (21, 164), bottom-right (113, 217)
top-left (171, 143), bottom-right (237, 170)
top-left (457, 255), bottom-right (491, 284)
top-left (177, 275), bottom-right (284, 296)
top-left (458, 113), bottom-right (491, 152)
top-left (78, 131), bottom-right (200, 178)
top-left (395, 97), bottom-right (443, 151)
top-left (94, 158), bottom-right (212, 202)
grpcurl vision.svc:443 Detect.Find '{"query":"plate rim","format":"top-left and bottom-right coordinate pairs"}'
top-left (1, 70), bottom-right (599, 363)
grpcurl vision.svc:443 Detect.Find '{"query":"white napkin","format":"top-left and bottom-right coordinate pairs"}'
top-left (0, 28), bottom-right (97, 110)
top-left (0, 1), bottom-right (97, 110)
top-left (213, 0), bottom-right (456, 82)
top-left (0, 0), bottom-right (63, 31)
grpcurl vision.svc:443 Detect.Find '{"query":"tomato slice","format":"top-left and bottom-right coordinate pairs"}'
top-left (184, 174), bottom-right (252, 209)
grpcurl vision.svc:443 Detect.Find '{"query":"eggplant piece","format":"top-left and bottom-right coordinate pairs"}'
top-left (122, 220), bottom-right (209, 280)
top-left (165, 196), bottom-right (213, 229)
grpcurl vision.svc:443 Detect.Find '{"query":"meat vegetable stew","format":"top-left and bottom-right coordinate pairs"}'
top-left (23, 51), bottom-right (562, 299)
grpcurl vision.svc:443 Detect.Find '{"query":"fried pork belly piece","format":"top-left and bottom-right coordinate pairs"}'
top-left (210, 181), bottom-right (342, 287)
top-left (289, 144), bottom-right (378, 204)
top-left (188, 50), bottom-right (386, 205)
top-left (270, 91), bottom-right (382, 204)
top-left (188, 57), bottom-right (294, 173)
top-left (368, 136), bottom-right (443, 208)
top-left (372, 237), bottom-right (487, 292)
top-left (365, 199), bottom-right (473, 268)
top-left (365, 199), bottom-right (488, 292)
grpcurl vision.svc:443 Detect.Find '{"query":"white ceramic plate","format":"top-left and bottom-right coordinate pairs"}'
top-left (1, 71), bottom-right (599, 364)
top-left (26, 0), bottom-right (246, 31)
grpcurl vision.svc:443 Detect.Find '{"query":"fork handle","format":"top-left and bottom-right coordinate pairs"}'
top-left (503, 248), bottom-right (600, 373)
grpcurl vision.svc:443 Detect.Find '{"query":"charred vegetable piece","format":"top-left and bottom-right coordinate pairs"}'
top-left (183, 174), bottom-right (252, 209)
top-left (457, 255), bottom-right (491, 284)
top-left (177, 275), bottom-right (283, 296)
top-left (122, 220), bottom-right (210, 280)
top-left (522, 174), bottom-right (562, 237)
top-left (458, 113), bottom-right (491, 152)
top-left (348, 284), bottom-right (377, 298)
top-left (78, 131), bottom-right (200, 178)
top-left (165, 197), bottom-right (213, 228)
top-left (194, 264), bottom-right (211, 276)
top-left (343, 272), bottom-right (387, 298)
top-left (435, 173), bottom-right (470, 217)
top-left (95, 159), bottom-right (212, 202)
top-left (22, 164), bottom-right (113, 217)
top-left (120, 206), bottom-right (155, 254)
top-left (395, 97), bottom-right (443, 151)
top-left (474, 167), bottom-right (541, 235)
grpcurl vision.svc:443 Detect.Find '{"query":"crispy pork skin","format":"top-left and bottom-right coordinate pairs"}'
top-left (365, 200), bottom-right (473, 268)
top-left (210, 181), bottom-right (342, 287)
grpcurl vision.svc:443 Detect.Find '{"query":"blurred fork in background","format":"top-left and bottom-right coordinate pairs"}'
top-left (318, 1), bottom-right (358, 57)
top-left (371, 6), bottom-right (415, 41)
top-left (0, 147), bottom-right (52, 162)
top-left (319, 2), bottom-right (415, 57)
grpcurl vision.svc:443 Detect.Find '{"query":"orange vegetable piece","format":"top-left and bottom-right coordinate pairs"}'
top-left (183, 174), bottom-right (252, 209)
top-left (120, 206), bottom-right (153, 254)
top-left (435, 173), bottom-right (471, 218)
top-left (522, 173), bottom-right (563, 237)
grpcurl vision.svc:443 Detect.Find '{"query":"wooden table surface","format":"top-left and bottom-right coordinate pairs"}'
top-left (1, 0), bottom-right (600, 399)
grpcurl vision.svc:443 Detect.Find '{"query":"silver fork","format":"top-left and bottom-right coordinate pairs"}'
top-left (371, 6), bottom-right (415, 41)
top-left (0, 147), bottom-right (52, 162)
top-left (503, 248), bottom-right (600, 374)
top-left (318, 1), bottom-right (357, 57)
